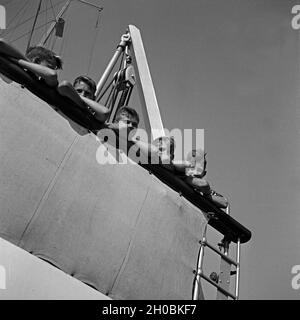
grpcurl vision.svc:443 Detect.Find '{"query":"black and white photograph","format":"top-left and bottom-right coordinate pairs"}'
top-left (0, 0), bottom-right (299, 309)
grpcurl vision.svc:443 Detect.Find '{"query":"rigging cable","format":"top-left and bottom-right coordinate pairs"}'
top-left (57, 7), bottom-right (70, 59)
top-left (86, 10), bottom-right (101, 75)
top-left (1, 0), bottom-right (14, 6)
top-left (49, 0), bottom-right (57, 20)
top-left (0, 0), bottom-right (65, 38)
top-left (47, 27), bottom-right (54, 50)
top-left (58, 24), bottom-right (67, 57)
top-left (48, 0), bottom-right (58, 50)
top-left (50, 28), bottom-right (58, 51)
top-left (10, 20), bottom-right (54, 44)
top-left (106, 49), bottom-right (126, 111)
top-left (0, 0), bottom-right (31, 38)
top-left (7, 0), bottom-right (33, 44)
top-left (2, 0), bottom-right (19, 5)
top-left (45, 0), bottom-right (48, 42)
top-left (103, 78), bottom-right (116, 107)
top-left (98, 76), bottom-right (114, 102)
top-left (26, 0), bottom-right (43, 51)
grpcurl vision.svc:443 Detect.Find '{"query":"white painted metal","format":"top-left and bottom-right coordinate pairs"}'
top-left (0, 238), bottom-right (110, 300)
top-left (128, 25), bottom-right (165, 140)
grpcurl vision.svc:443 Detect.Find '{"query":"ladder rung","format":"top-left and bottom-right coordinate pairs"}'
top-left (201, 240), bottom-right (238, 267)
top-left (199, 272), bottom-right (236, 300)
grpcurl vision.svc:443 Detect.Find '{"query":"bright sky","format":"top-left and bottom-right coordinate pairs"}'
top-left (2, 0), bottom-right (300, 300)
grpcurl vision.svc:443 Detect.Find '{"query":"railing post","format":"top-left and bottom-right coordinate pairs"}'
top-left (235, 238), bottom-right (241, 300)
top-left (216, 237), bottom-right (231, 300)
top-left (192, 225), bottom-right (207, 300)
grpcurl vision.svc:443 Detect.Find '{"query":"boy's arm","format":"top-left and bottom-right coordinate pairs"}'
top-left (80, 96), bottom-right (109, 122)
top-left (172, 160), bottom-right (192, 172)
top-left (58, 81), bottom-right (109, 122)
top-left (57, 81), bottom-right (86, 107)
top-left (17, 59), bottom-right (58, 86)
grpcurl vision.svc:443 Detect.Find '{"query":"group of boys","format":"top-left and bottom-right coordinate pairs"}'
top-left (0, 39), bottom-right (228, 209)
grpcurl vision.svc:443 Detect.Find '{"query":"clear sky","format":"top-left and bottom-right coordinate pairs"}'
top-left (2, 0), bottom-right (300, 300)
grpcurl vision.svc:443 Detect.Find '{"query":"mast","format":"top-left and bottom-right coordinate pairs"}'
top-left (26, 0), bottom-right (43, 52)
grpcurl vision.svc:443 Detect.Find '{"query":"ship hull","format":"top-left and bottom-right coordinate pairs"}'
top-left (0, 81), bottom-right (207, 299)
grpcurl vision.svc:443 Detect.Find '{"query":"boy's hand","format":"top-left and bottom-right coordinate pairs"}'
top-left (120, 33), bottom-right (131, 44)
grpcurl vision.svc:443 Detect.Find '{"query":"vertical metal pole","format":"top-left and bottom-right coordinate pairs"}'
top-left (26, 0), bottom-right (43, 52)
top-left (235, 238), bottom-right (241, 300)
top-left (216, 238), bottom-right (231, 300)
top-left (192, 225), bottom-right (207, 300)
top-left (95, 36), bottom-right (128, 99)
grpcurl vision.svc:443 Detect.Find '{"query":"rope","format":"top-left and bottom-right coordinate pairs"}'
top-left (49, 0), bottom-right (57, 20)
top-left (50, 30), bottom-right (57, 51)
top-left (58, 7), bottom-right (70, 58)
top-left (26, 0), bottom-right (43, 51)
top-left (48, 0), bottom-right (58, 52)
top-left (97, 76), bottom-right (114, 101)
top-left (110, 50), bottom-right (126, 106)
top-left (1, 0), bottom-right (31, 38)
top-left (98, 48), bottom-right (127, 115)
top-left (8, 0), bottom-right (33, 44)
top-left (47, 28), bottom-right (54, 50)
top-left (45, 0), bottom-right (48, 40)
top-left (1, 0), bottom-right (19, 5)
top-left (118, 49), bottom-right (125, 73)
top-left (0, 0), bottom-right (64, 38)
top-left (10, 20), bottom-right (54, 44)
top-left (58, 26), bottom-right (67, 57)
top-left (103, 81), bottom-right (115, 106)
top-left (86, 10), bottom-right (101, 75)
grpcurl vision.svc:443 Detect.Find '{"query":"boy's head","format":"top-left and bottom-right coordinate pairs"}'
top-left (153, 136), bottom-right (175, 161)
top-left (73, 75), bottom-right (97, 100)
top-left (114, 106), bottom-right (140, 129)
top-left (186, 148), bottom-right (207, 177)
top-left (26, 46), bottom-right (63, 70)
